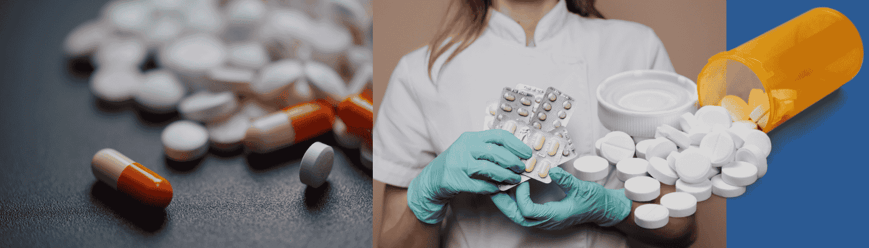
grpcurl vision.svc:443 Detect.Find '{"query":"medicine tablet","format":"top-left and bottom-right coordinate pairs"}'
top-left (162, 121), bottom-right (209, 161)
top-left (721, 161), bottom-right (758, 187)
top-left (616, 158), bottom-right (649, 181)
top-left (252, 59), bottom-right (304, 100)
top-left (711, 174), bottom-right (746, 198)
top-left (90, 67), bottom-right (142, 103)
top-left (538, 162), bottom-right (551, 178)
top-left (655, 125), bottom-right (691, 149)
top-left (207, 66), bottom-right (255, 93)
top-left (688, 123), bottom-right (711, 146)
top-left (600, 131), bottom-right (636, 164)
top-left (724, 129), bottom-right (746, 148)
top-left (159, 33), bottom-right (227, 75)
top-left (675, 179), bottom-right (712, 202)
top-left (736, 145), bottom-right (768, 178)
top-left (694, 106), bottom-right (732, 129)
top-left (595, 137), bottom-right (604, 156)
top-left (660, 192), bottom-right (697, 217)
top-left (666, 151), bottom-right (679, 171)
top-left (647, 157), bottom-right (678, 185)
top-left (739, 129), bottom-right (772, 157)
top-left (178, 91), bottom-right (238, 123)
top-left (64, 20), bottom-right (111, 56)
top-left (299, 142), bottom-right (334, 188)
top-left (207, 113), bottom-right (251, 150)
top-left (333, 117), bottom-right (362, 149)
top-left (305, 61), bottom-right (348, 102)
top-left (625, 176), bottom-right (660, 202)
top-left (635, 139), bottom-right (656, 159)
top-left (145, 15), bottom-right (183, 46)
top-left (101, 0), bottom-right (153, 34)
top-left (94, 37), bottom-right (147, 68)
top-left (645, 138), bottom-right (677, 160)
top-left (674, 149), bottom-right (711, 184)
top-left (239, 100), bottom-right (275, 119)
top-left (719, 95), bottom-right (750, 121)
top-left (699, 131), bottom-right (735, 166)
top-left (634, 204), bottom-right (669, 229)
top-left (134, 70), bottom-right (186, 113)
top-left (678, 112), bottom-right (697, 133)
top-left (228, 42), bottom-right (269, 69)
top-left (573, 155), bottom-right (610, 181)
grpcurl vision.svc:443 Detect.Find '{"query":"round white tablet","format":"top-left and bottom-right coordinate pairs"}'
top-left (206, 66), bottom-right (255, 93)
top-left (101, 0), bottom-right (153, 34)
top-left (94, 37), bottom-right (148, 68)
top-left (740, 129), bottom-right (772, 157)
top-left (616, 158), bottom-right (648, 181)
top-left (595, 137), bottom-right (604, 156)
top-left (90, 67), bottom-right (142, 103)
top-left (645, 138), bottom-right (677, 160)
top-left (178, 91), bottom-right (238, 122)
top-left (725, 129), bottom-right (746, 148)
top-left (634, 204), bottom-right (669, 229)
top-left (660, 192), bottom-right (697, 217)
top-left (145, 15), bottom-right (183, 46)
top-left (675, 179), bottom-right (712, 202)
top-left (333, 117), bottom-right (362, 149)
top-left (625, 176), bottom-right (661, 202)
top-left (299, 142), bottom-right (334, 188)
top-left (700, 131), bottom-right (735, 167)
top-left (666, 151), bottom-right (680, 171)
top-left (252, 59), bottom-right (304, 100)
top-left (674, 149), bottom-right (711, 184)
top-left (711, 174), bottom-right (747, 198)
top-left (162, 120), bottom-right (209, 161)
top-left (64, 20), bottom-right (111, 56)
top-left (600, 131), bottom-right (636, 164)
top-left (694, 105), bottom-right (732, 129)
top-left (655, 124), bottom-right (691, 149)
top-left (635, 139), bottom-right (656, 159)
top-left (736, 145), bottom-right (768, 178)
top-left (721, 161), bottom-right (758, 187)
top-left (360, 142), bottom-right (373, 170)
top-left (573, 155), bottom-right (610, 181)
top-left (207, 113), bottom-right (251, 150)
top-left (228, 42), bottom-right (269, 69)
top-left (305, 61), bottom-right (348, 101)
top-left (647, 157), bottom-right (678, 185)
top-left (678, 112), bottom-right (697, 133)
top-left (688, 123), bottom-right (711, 146)
top-left (135, 70), bottom-right (186, 113)
top-left (160, 33), bottom-right (227, 75)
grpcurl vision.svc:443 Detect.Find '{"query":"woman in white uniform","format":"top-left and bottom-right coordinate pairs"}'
top-left (375, 0), bottom-right (696, 247)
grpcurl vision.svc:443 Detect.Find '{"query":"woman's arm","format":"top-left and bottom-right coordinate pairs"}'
top-left (613, 184), bottom-right (697, 247)
top-left (378, 184), bottom-right (441, 248)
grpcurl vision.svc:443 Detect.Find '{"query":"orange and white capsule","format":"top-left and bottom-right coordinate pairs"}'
top-left (336, 89), bottom-right (373, 137)
top-left (92, 148), bottom-right (173, 208)
top-left (244, 100), bottom-right (335, 153)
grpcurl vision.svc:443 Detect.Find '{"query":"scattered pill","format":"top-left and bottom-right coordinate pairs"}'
top-left (719, 95), bottom-right (750, 121)
top-left (206, 113), bottom-right (251, 150)
top-left (228, 41), bottom-right (270, 69)
top-left (573, 155), bottom-right (610, 181)
top-left (648, 157), bottom-right (678, 185)
top-left (678, 112), bottom-right (697, 133)
top-left (207, 66), bottom-right (255, 93)
top-left (666, 151), bottom-right (679, 171)
top-left (739, 129), bottom-right (772, 157)
top-left (706, 166), bottom-right (720, 179)
top-left (600, 131), bottom-right (636, 164)
top-left (244, 100), bottom-right (335, 153)
top-left (625, 176), bottom-right (661, 202)
top-left (159, 33), bottom-right (227, 77)
top-left (101, 0), bottom-right (153, 34)
top-left (674, 149), bottom-right (711, 184)
top-left (694, 105), bottom-right (732, 129)
top-left (711, 174), bottom-right (746, 198)
top-left (736, 145), bottom-right (768, 178)
top-left (134, 69), bottom-right (187, 113)
top-left (655, 124), bottom-right (691, 149)
top-left (178, 91), bottom-right (238, 122)
top-left (747, 89), bottom-right (769, 113)
top-left (699, 131), bottom-right (735, 166)
top-left (64, 20), bottom-right (111, 57)
top-left (634, 204), bottom-right (669, 229)
top-left (660, 192), bottom-right (697, 217)
top-left (90, 67), bottom-right (142, 103)
top-left (92, 148), bottom-right (173, 208)
top-left (645, 138), bottom-right (678, 160)
top-left (616, 158), bottom-right (649, 181)
top-left (162, 120), bottom-right (209, 161)
top-left (305, 61), bottom-right (348, 103)
top-left (300, 142), bottom-right (334, 188)
top-left (675, 178), bottom-right (712, 202)
top-left (721, 161), bottom-right (758, 187)
top-left (251, 59), bottom-right (304, 101)
top-left (635, 139), bottom-right (655, 159)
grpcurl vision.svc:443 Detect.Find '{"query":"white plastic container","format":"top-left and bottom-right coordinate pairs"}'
top-left (597, 70), bottom-right (698, 138)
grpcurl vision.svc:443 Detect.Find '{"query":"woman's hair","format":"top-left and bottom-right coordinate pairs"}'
top-left (427, 0), bottom-right (604, 78)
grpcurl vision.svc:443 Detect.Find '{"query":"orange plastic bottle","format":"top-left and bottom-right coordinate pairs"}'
top-left (697, 7), bottom-right (863, 132)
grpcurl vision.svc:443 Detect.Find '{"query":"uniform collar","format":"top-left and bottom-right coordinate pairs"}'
top-left (486, 0), bottom-right (569, 47)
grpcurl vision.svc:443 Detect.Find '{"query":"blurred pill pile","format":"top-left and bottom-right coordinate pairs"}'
top-left (67, 0), bottom-right (373, 208)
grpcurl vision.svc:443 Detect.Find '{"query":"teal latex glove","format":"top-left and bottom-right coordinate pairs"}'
top-left (491, 167), bottom-right (632, 230)
top-left (407, 129), bottom-right (533, 224)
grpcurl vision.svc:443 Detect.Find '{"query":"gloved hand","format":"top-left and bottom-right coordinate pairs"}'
top-left (407, 129), bottom-right (533, 224)
top-left (491, 167), bottom-right (632, 230)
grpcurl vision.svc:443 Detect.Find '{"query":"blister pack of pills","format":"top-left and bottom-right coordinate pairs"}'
top-left (553, 126), bottom-right (577, 162)
top-left (492, 87), bottom-right (535, 131)
top-left (530, 87), bottom-right (574, 131)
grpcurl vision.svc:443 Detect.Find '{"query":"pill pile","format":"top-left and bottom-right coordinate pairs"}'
top-left (482, 84), bottom-right (577, 191)
top-left (576, 100), bottom-right (772, 228)
top-left (69, 0), bottom-right (373, 207)
top-left (720, 88), bottom-right (797, 132)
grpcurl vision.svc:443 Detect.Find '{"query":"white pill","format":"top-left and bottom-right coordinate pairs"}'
top-left (739, 129), bottom-right (772, 157)
top-left (225, 0), bottom-right (267, 25)
top-left (64, 20), bottom-right (111, 56)
top-left (616, 158), bottom-right (648, 181)
top-left (721, 161), bottom-right (758, 187)
top-left (162, 120), bottom-right (209, 161)
top-left (144, 15), bottom-right (184, 46)
top-left (678, 112), bottom-right (697, 133)
top-left (101, 0), bottom-right (154, 34)
top-left (674, 149), bottom-right (711, 184)
top-left (94, 37), bottom-right (147, 67)
top-left (635, 139), bottom-right (655, 159)
top-left (655, 124), bottom-right (691, 149)
top-left (625, 176), bottom-right (660, 202)
top-left (699, 131), bottom-right (735, 167)
top-left (595, 137), bottom-right (604, 157)
top-left (647, 157), bottom-right (678, 185)
top-left (660, 192), bottom-right (697, 217)
top-left (178, 91), bottom-right (238, 122)
top-left (600, 131), bottom-right (636, 164)
top-left (306, 21), bottom-right (353, 55)
top-left (207, 66), bottom-right (255, 93)
top-left (573, 155), bottom-right (610, 181)
top-left (283, 80), bottom-right (317, 107)
top-left (706, 166), bottom-right (721, 179)
top-left (206, 113), bottom-right (251, 150)
top-left (360, 141), bottom-right (373, 169)
top-left (711, 174), bottom-right (746, 198)
top-left (184, 2), bottom-right (225, 34)
top-left (694, 106), bottom-right (732, 129)
top-left (736, 145), bottom-right (768, 178)
top-left (239, 100), bottom-right (275, 119)
top-left (252, 59), bottom-right (304, 100)
top-left (634, 204), bottom-right (669, 229)
top-left (675, 179), bottom-right (712, 202)
top-left (688, 123), bottom-right (711, 146)
top-left (300, 142), bottom-right (334, 188)
top-left (333, 117), bottom-right (362, 149)
top-left (228, 42), bottom-right (270, 69)
top-left (305, 61), bottom-right (348, 101)
top-left (724, 128), bottom-right (746, 149)
top-left (645, 138), bottom-right (678, 160)
top-left (160, 33), bottom-right (227, 75)
top-left (90, 67), bottom-right (142, 103)
top-left (666, 151), bottom-right (679, 171)
top-left (134, 69), bottom-right (186, 113)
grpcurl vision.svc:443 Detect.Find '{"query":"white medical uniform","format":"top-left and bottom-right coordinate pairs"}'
top-left (374, 0), bottom-right (675, 247)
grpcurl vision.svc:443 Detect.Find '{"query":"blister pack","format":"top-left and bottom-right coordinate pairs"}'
top-left (553, 126), bottom-right (577, 162)
top-left (492, 88), bottom-right (535, 130)
top-left (530, 87), bottom-right (574, 131)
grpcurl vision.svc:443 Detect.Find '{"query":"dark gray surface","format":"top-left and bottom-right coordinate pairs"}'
top-left (0, 1), bottom-right (373, 247)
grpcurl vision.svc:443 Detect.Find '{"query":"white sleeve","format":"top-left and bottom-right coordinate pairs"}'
top-left (647, 30), bottom-right (676, 73)
top-left (372, 55), bottom-right (437, 188)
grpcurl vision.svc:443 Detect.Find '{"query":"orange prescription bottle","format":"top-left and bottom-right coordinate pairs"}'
top-left (697, 7), bottom-right (863, 132)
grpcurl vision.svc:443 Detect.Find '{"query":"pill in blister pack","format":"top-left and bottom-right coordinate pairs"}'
top-left (552, 127), bottom-right (577, 162)
top-left (492, 88), bottom-right (535, 129)
top-left (519, 129), bottom-right (564, 184)
top-left (514, 84), bottom-right (546, 109)
top-left (531, 87), bottom-right (574, 132)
